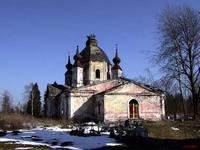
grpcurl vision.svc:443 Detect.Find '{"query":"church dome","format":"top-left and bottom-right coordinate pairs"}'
top-left (80, 35), bottom-right (111, 64)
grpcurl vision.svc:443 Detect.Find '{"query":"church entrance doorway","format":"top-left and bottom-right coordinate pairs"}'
top-left (129, 99), bottom-right (139, 119)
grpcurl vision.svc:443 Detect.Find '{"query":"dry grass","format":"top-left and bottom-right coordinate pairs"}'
top-left (0, 113), bottom-right (38, 130)
top-left (0, 113), bottom-right (73, 130)
top-left (1, 113), bottom-right (200, 140)
top-left (143, 120), bottom-right (200, 139)
top-left (0, 142), bottom-right (52, 150)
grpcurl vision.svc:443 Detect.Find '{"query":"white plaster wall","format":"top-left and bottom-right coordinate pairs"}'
top-left (104, 94), bottom-right (133, 122)
top-left (88, 61), bottom-right (109, 83)
top-left (72, 67), bottom-right (83, 87)
top-left (104, 83), bottom-right (164, 122)
top-left (70, 91), bottom-right (94, 118)
top-left (66, 81), bottom-right (165, 122)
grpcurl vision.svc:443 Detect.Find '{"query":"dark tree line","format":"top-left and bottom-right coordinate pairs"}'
top-left (43, 85), bottom-right (49, 117)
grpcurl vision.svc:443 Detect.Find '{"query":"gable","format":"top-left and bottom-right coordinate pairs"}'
top-left (48, 85), bottom-right (62, 96)
top-left (105, 82), bottom-right (162, 96)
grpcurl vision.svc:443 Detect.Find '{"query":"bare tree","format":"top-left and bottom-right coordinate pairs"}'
top-left (22, 83), bottom-right (34, 113)
top-left (1, 90), bottom-right (12, 113)
top-left (135, 68), bottom-right (155, 86)
top-left (135, 69), bottom-right (183, 118)
top-left (156, 6), bottom-right (200, 119)
top-left (27, 83), bottom-right (41, 117)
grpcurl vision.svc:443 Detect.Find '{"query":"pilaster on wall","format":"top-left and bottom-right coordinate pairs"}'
top-left (67, 93), bottom-right (72, 118)
top-left (72, 67), bottom-right (83, 87)
top-left (161, 94), bottom-right (165, 119)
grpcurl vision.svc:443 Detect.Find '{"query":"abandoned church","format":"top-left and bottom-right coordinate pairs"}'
top-left (46, 35), bottom-right (165, 122)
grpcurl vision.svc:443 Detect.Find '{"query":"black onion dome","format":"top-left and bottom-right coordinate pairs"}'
top-left (66, 55), bottom-right (72, 70)
top-left (73, 46), bottom-right (82, 61)
top-left (80, 35), bottom-right (111, 64)
top-left (73, 46), bottom-right (82, 67)
top-left (113, 49), bottom-right (121, 64)
top-left (112, 48), bottom-right (122, 70)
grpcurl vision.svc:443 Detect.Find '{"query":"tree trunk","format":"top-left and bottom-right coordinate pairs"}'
top-left (193, 93), bottom-right (199, 120)
top-left (177, 59), bottom-right (186, 116)
top-left (173, 98), bottom-right (177, 120)
top-left (193, 101), bottom-right (197, 120)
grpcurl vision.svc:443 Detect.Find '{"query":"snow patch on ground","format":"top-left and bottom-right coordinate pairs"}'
top-left (171, 127), bottom-right (180, 131)
top-left (45, 126), bottom-right (72, 132)
top-left (0, 138), bottom-right (17, 142)
top-left (0, 126), bottom-right (122, 150)
top-left (22, 131), bottom-right (36, 134)
top-left (52, 145), bottom-right (82, 150)
top-left (15, 147), bottom-right (33, 150)
top-left (106, 143), bottom-right (123, 146)
top-left (100, 131), bottom-right (110, 135)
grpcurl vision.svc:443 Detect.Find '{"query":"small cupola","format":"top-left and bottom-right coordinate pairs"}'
top-left (65, 53), bottom-right (73, 86)
top-left (112, 46), bottom-right (122, 70)
top-left (73, 46), bottom-right (82, 67)
top-left (112, 45), bottom-right (123, 79)
top-left (66, 55), bottom-right (72, 73)
top-left (86, 34), bottom-right (98, 47)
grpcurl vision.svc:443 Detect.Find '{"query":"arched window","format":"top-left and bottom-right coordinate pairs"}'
top-left (96, 69), bottom-right (100, 78)
top-left (129, 99), bottom-right (139, 119)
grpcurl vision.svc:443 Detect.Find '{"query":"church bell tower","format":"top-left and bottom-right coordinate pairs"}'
top-left (112, 47), bottom-right (122, 79)
top-left (72, 46), bottom-right (83, 87)
top-left (65, 54), bottom-right (73, 86)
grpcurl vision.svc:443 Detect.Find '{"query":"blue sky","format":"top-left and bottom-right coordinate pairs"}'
top-left (0, 0), bottom-right (199, 104)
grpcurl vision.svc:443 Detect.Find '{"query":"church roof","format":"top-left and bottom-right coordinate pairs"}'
top-left (71, 77), bottom-right (164, 95)
top-left (47, 82), bottom-right (71, 96)
top-left (51, 82), bottom-right (66, 91)
top-left (83, 77), bottom-right (164, 96)
top-left (80, 35), bottom-right (111, 64)
top-left (48, 78), bottom-right (164, 99)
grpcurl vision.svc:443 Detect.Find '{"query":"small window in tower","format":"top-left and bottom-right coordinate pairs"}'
top-left (96, 69), bottom-right (100, 78)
